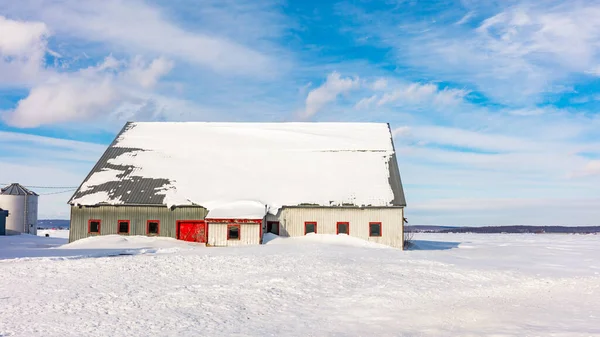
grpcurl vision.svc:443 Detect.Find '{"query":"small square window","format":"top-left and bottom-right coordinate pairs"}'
top-left (304, 222), bottom-right (317, 235)
top-left (118, 220), bottom-right (130, 234)
top-left (369, 222), bottom-right (382, 237)
top-left (147, 220), bottom-right (160, 235)
top-left (267, 221), bottom-right (279, 235)
top-left (337, 222), bottom-right (349, 235)
top-left (228, 224), bottom-right (240, 240)
top-left (89, 220), bottom-right (101, 234)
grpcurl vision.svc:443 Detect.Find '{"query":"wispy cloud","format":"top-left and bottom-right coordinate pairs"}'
top-left (0, 0), bottom-right (284, 76)
top-left (1, 0), bottom-right (599, 225)
top-left (1, 53), bottom-right (175, 127)
top-left (0, 1), bottom-right (299, 128)
top-left (0, 130), bottom-right (106, 218)
top-left (0, 15), bottom-right (49, 85)
top-left (301, 72), bottom-right (359, 118)
top-left (378, 84), bottom-right (467, 107)
top-left (127, 56), bottom-right (174, 89)
top-left (341, 1), bottom-right (600, 104)
top-left (569, 160), bottom-right (600, 178)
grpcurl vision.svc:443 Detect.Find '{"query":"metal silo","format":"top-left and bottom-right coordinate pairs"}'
top-left (0, 183), bottom-right (39, 235)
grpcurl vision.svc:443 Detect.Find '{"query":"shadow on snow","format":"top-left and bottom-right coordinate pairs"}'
top-left (0, 248), bottom-right (153, 261)
top-left (409, 240), bottom-right (461, 251)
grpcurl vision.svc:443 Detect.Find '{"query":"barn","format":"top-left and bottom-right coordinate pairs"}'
top-left (68, 122), bottom-right (407, 248)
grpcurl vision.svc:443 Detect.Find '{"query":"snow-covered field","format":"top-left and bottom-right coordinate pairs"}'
top-left (1, 232), bottom-right (599, 336)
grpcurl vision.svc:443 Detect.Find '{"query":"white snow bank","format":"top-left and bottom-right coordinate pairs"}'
top-left (205, 200), bottom-right (267, 219)
top-left (3, 233), bottom-right (599, 336)
top-left (0, 233), bottom-right (68, 260)
top-left (263, 233), bottom-right (391, 249)
top-left (61, 235), bottom-right (203, 251)
top-left (0, 234), bottom-right (202, 260)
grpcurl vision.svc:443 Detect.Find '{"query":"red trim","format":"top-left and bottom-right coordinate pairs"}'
top-left (259, 221), bottom-right (263, 244)
top-left (369, 222), bottom-right (382, 237)
top-left (227, 224), bottom-right (241, 240)
top-left (304, 221), bottom-right (317, 235)
top-left (117, 220), bottom-right (130, 234)
top-left (336, 222), bottom-right (349, 235)
top-left (88, 219), bottom-right (101, 234)
top-left (267, 221), bottom-right (280, 235)
top-left (205, 218), bottom-right (262, 224)
top-left (147, 220), bottom-right (160, 235)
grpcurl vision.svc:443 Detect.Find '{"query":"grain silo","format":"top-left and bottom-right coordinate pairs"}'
top-left (0, 183), bottom-right (39, 235)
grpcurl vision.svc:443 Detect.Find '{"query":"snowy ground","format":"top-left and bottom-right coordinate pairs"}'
top-left (1, 232), bottom-right (599, 336)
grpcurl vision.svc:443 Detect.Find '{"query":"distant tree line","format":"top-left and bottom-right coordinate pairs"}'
top-left (37, 219), bottom-right (70, 230)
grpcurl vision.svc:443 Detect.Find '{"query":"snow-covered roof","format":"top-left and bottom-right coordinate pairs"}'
top-left (69, 122), bottom-right (406, 216)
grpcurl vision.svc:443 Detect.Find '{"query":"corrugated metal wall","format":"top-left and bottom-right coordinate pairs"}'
top-left (70, 205), bottom-right (403, 248)
top-left (69, 205), bottom-right (207, 242)
top-left (207, 223), bottom-right (261, 247)
top-left (267, 207), bottom-right (404, 249)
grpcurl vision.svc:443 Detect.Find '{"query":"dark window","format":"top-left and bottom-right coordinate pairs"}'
top-left (369, 222), bottom-right (382, 237)
top-left (147, 220), bottom-right (160, 235)
top-left (89, 220), bottom-right (101, 234)
top-left (118, 220), bottom-right (129, 234)
top-left (337, 222), bottom-right (349, 235)
top-left (267, 221), bottom-right (279, 235)
top-left (304, 222), bottom-right (317, 235)
top-left (228, 224), bottom-right (240, 240)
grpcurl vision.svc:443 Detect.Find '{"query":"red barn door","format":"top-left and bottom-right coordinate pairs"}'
top-left (177, 221), bottom-right (207, 243)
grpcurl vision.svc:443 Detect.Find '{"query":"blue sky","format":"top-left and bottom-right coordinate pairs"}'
top-left (1, 0), bottom-right (599, 224)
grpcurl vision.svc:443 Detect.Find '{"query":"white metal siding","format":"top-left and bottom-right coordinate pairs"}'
top-left (0, 195), bottom-right (25, 235)
top-left (69, 205), bottom-right (208, 242)
top-left (270, 207), bottom-right (404, 249)
top-left (207, 223), bottom-right (261, 247)
top-left (26, 195), bottom-right (38, 235)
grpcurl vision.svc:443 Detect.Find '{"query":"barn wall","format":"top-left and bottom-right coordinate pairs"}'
top-left (266, 207), bottom-right (404, 249)
top-left (207, 223), bottom-right (261, 247)
top-left (69, 205), bottom-right (208, 242)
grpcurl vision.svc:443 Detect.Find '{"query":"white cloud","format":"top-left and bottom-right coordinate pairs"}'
top-left (410, 197), bottom-right (600, 212)
top-left (0, 130), bottom-right (106, 155)
top-left (389, 116), bottom-right (600, 224)
top-left (370, 78), bottom-right (388, 90)
top-left (397, 125), bottom-right (535, 153)
top-left (346, 2), bottom-right (600, 103)
top-left (0, 15), bottom-right (48, 56)
top-left (127, 56), bottom-right (174, 89)
top-left (2, 54), bottom-right (175, 127)
top-left (378, 83), bottom-right (437, 106)
top-left (569, 160), bottom-right (600, 178)
top-left (408, 196), bottom-right (600, 225)
top-left (455, 11), bottom-right (475, 25)
top-left (0, 1), bottom-right (297, 129)
top-left (355, 82), bottom-right (468, 109)
top-left (5, 79), bottom-right (120, 127)
top-left (392, 126), bottom-right (411, 137)
top-left (0, 0), bottom-right (281, 76)
top-left (475, 4), bottom-right (600, 74)
top-left (0, 16), bottom-right (49, 84)
top-left (354, 95), bottom-right (378, 110)
top-left (0, 131), bottom-right (105, 218)
top-left (302, 72), bottom-right (359, 118)
top-left (0, 16), bottom-right (179, 127)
